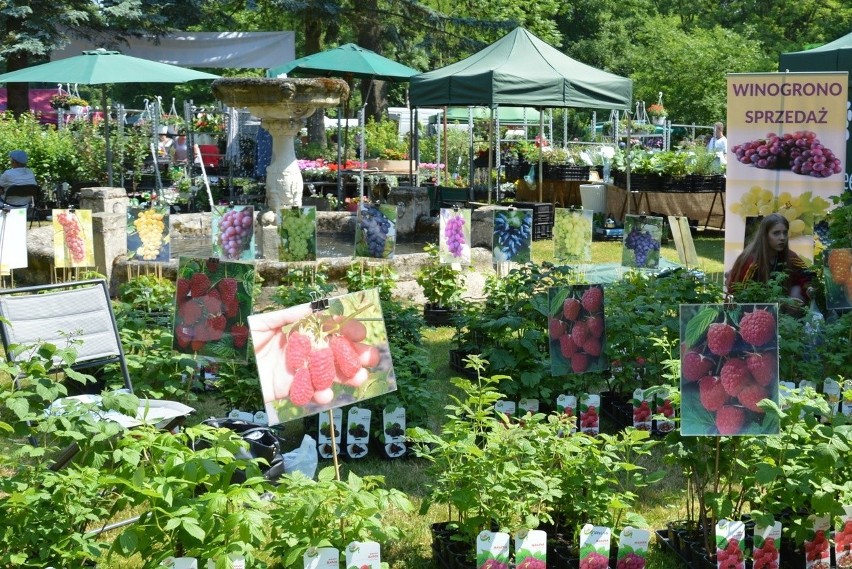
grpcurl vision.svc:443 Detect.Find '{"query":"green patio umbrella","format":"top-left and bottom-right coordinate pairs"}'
top-left (269, 44), bottom-right (419, 203)
top-left (268, 43), bottom-right (419, 81)
top-left (0, 49), bottom-right (219, 186)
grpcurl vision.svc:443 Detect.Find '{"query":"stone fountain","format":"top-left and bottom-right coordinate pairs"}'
top-left (211, 77), bottom-right (349, 220)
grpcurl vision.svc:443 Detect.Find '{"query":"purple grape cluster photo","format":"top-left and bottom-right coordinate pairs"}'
top-left (732, 130), bottom-right (842, 177)
top-left (218, 208), bottom-right (253, 259)
top-left (358, 204), bottom-right (393, 257)
top-left (444, 213), bottom-right (466, 257)
top-left (624, 227), bottom-right (660, 267)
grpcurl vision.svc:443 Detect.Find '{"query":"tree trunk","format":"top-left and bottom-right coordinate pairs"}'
top-left (304, 14), bottom-right (327, 149)
top-left (355, 0), bottom-right (388, 121)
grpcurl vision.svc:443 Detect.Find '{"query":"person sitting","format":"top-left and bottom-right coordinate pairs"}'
top-left (0, 150), bottom-right (37, 192)
top-left (727, 213), bottom-right (812, 306)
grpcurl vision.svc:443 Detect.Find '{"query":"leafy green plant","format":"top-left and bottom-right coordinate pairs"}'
top-left (415, 243), bottom-right (466, 309)
top-left (345, 260), bottom-right (398, 302)
top-left (266, 466), bottom-right (413, 567)
top-left (271, 265), bottom-right (336, 308)
top-left (118, 274), bottom-right (176, 314)
top-left (604, 270), bottom-right (723, 394)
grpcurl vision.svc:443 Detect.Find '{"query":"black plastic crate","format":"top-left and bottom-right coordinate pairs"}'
top-left (533, 220), bottom-right (553, 240)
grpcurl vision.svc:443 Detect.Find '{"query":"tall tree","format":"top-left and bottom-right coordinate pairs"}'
top-left (0, 0), bottom-right (202, 115)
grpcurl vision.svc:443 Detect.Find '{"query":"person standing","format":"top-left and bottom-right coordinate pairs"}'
top-left (707, 122), bottom-right (727, 154)
top-left (0, 150), bottom-right (37, 192)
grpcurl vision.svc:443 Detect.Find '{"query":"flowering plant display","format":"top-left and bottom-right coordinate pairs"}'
top-left (647, 104), bottom-right (667, 118)
top-left (193, 110), bottom-right (225, 133)
top-left (50, 94), bottom-right (88, 109)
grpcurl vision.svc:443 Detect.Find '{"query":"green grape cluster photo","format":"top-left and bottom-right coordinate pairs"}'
top-left (279, 206), bottom-right (317, 262)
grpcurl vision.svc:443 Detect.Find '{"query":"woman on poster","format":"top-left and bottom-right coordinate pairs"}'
top-left (727, 213), bottom-right (813, 306)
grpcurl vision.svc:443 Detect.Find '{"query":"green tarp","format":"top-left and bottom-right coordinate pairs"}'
top-left (779, 31), bottom-right (852, 176)
top-left (429, 106), bottom-right (542, 124)
top-left (410, 27), bottom-right (632, 110)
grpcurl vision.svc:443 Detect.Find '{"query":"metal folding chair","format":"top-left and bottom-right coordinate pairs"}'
top-left (0, 279), bottom-right (193, 469)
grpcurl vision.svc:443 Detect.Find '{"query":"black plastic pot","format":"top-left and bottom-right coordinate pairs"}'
top-left (424, 303), bottom-right (457, 327)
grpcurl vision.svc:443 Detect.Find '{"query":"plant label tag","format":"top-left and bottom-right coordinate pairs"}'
top-left (476, 530), bottom-right (510, 566)
top-left (617, 527), bottom-right (650, 568)
top-left (836, 506), bottom-right (852, 567)
top-left (715, 519), bottom-right (745, 568)
top-left (579, 394), bottom-right (600, 435)
top-left (346, 407), bottom-right (371, 459)
top-left (804, 515), bottom-right (831, 566)
top-left (578, 524), bottom-right (611, 567)
top-left (345, 541), bottom-right (381, 568)
top-left (753, 521), bottom-right (781, 569)
top-left (632, 388), bottom-right (652, 431)
top-left (162, 558), bottom-right (197, 569)
top-left (303, 547), bottom-right (339, 568)
top-left (514, 529), bottom-right (547, 566)
top-left (518, 398), bottom-right (539, 414)
top-left (383, 406), bottom-right (406, 458)
top-left (495, 400), bottom-right (516, 417)
top-left (824, 378), bottom-right (841, 415)
top-left (556, 394), bottom-right (577, 434)
top-left (653, 386), bottom-right (676, 434)
top-left (318, 408), bottom-right (342, 459)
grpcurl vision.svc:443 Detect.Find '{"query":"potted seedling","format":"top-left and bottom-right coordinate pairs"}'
top-left (416, 243), bottom-right (466, 327)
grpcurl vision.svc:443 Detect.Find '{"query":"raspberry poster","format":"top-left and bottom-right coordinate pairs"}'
top-left (127, 207), bottom-right (170, 262)
top-left (680, 303), bottom-right (780, 436)
top-left (725, 72), bottom-right (847, 275)
top-left (355, 203), bottom-right (397, 259)
top-left (212, 205), bottom-right (255, 261)
top-left (439, 207), bottom-right (471, 265)
top-left (52, 208), bottom-right (95, 268)
top-left (173, 257), bottom-right (256, 361)
top-left (0, 207), bottom-right (27, 273)
top-left (278, 206), bottom-right (317, 262)
top-left (824, 248), bottom-right (852, 310)
top-left (621, 214), bottom-right (663, 269)
top-left (492, 209), bottom-right (532, 264)
top-left (548, 284), bottom-right (607, 375)
top-left (553, 208), bottom-right (593, 262)
top-left (247, 288), bottom-right (397, 425)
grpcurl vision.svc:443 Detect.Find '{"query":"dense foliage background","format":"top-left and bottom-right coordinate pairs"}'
top-left (2, 0), bottom-right (850, 127)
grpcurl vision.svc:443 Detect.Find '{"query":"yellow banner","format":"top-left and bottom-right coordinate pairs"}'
top-left (725, 72), bottom-right (848, 274)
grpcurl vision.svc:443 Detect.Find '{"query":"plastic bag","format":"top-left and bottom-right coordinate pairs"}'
top-left (283, 434), bottom-right (318, 479)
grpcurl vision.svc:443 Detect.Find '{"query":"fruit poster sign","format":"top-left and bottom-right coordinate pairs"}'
top-left (173, 258), bottom-right (256, 361)
top-left (726, 72), bottom-right (847, 274)
top-left (824, 248), bottom-right (852, 310)
top-left (492, 209), bottom-right (532, 264)
top-left (553, 208), bottom-right (593, 262)
top-left (356, 203), bottom-right (396, 259)
top-left (279, 206), bottom-right (317, 262)
top-left (680, 303), bottom-right (780, 436)
top-left (0, 207), bottom-right (27, 273)
top-left (212, 205), bottom-right (255, 261)
top-left (53, 209), bottom-right (95, 268)
top-left (248, 288), bottom-right (397, 425)
top-left (548, 284), bottom-right (607, 375)
top-left (127, 207), bottom-right (170, 262)
top-left (621, 215), bottom-right (663, 269)
top-left (439, 207), bottom-right (471, 264)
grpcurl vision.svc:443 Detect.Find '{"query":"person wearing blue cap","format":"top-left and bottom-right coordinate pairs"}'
top-left (0, 150), bottom-right (37, 193)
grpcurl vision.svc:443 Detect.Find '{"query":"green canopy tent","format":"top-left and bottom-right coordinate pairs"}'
top-left (410, 27), bottom-right (632, 201)
top-left (0, 49), bottom-right (219, 187)
top-left (268, 43), bottom-right (419, 203)
top-left (780, 31), bottom-right (852, 180)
